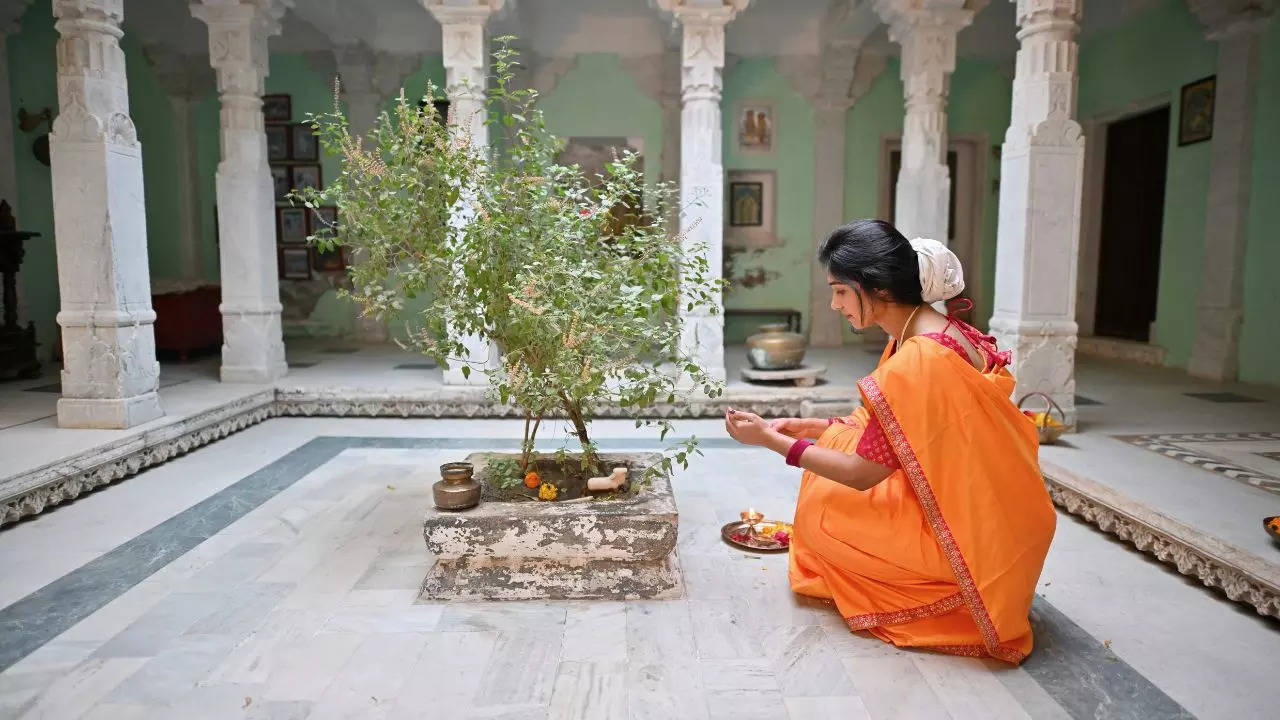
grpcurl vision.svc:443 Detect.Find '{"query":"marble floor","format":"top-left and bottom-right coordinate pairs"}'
top-left (1, 418), bottom-right (1278, 719)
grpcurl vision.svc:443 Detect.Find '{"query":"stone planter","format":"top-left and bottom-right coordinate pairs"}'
top-left (421, 452), bottom-right (681, 600)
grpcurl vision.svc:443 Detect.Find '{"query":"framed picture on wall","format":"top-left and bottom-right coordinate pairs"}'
top-left (1178, 75), bottom-right (1215, 146)
top-left (279, 246), bottom-right (311, 280)
top-left (271, 165), bottom-right (290, 201)
top-left (291, 123), bottom-right (319, 161)
top-left (266, 125), bottom-right (289, 162)
top-left (724, 169), bottom-right (778, 249)
top-left (309, 206), bottom-right (338, 234)
top-left (263, 94), bottom-right (291, 123)
top-left (277, 207), bottom-right (308, 244)
top-left (728, 182), bottom-right (764, 227)
top-left (312, 245), bottom-right (345, 273)
top-left (736, 101), bottom-right (774, 153)
top-left (290, 164), bottom-right (322, 193)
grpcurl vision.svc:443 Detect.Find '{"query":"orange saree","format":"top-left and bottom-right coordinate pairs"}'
top-left (789, 335), bottom-right (1056, 663)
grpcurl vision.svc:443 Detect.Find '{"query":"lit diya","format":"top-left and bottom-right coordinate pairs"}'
top-left (722, 507), bottom-right (793, 552)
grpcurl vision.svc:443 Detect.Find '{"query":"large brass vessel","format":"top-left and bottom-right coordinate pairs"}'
top-left (745, 322), bottom-right (806, 370)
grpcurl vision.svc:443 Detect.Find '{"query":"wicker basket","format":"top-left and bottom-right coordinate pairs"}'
top-left (1017, 392), bottom-right (1067, 445)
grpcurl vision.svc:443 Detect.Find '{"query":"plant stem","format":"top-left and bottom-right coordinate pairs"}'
top-left (559, 392), bottom-right (597, 470)
top-left (520, 413), bottom-right (532, 473)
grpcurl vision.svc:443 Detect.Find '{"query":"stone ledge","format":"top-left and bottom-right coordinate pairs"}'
top-left (1042, 459), bottom-right (1280, 619)
top-left (0, 390), bottom-right (277, 526)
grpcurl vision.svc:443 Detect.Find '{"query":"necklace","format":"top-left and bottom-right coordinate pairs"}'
top-left (898, 304), bottom-right (923, 343)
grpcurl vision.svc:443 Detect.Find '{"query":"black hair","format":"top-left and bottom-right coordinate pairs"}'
top-left (817, 219), bottom-right (923, 307)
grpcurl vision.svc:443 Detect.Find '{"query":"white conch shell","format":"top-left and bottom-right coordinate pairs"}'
top-left (587, 467), bottom-right (628, 492)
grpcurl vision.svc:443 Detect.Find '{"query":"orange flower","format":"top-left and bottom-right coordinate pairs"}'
top-left (523, 471), bottom-right (541, 489)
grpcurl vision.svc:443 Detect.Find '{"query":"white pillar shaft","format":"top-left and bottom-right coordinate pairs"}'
top-left (673, 12), bottom-right (733, 384)
top-left (337, 47), bottom-right (391, 344)
top-left (809, 106), bottom-right (848, 348)
top-left (194, 1), bottom-right (288, 383)
top-left (49, 0), bottom-right (163, 428)
top-left (172, 96), bottom-right (204, 281)
top-left (989, 0), bottom-right (1085, 427)
top-left (1188, 31), bottom-right (1263, 381)
top-left (430, 3), bottom-right (499, 385)
top-left (895, 27), bottom-right (955, 243)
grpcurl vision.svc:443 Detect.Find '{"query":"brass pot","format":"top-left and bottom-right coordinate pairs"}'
top-left (433, 462), bottom-right (481, 511)
top-left (746, 322), bottom-right (806, 370)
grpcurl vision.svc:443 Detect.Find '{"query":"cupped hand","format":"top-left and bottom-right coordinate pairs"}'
top-left (725, 407), bottom-right (773, 447)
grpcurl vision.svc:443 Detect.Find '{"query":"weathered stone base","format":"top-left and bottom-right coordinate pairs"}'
top-left (422, 451), bottom-right (681, 601)
top-left (422, 554), bottom-right (683, 601)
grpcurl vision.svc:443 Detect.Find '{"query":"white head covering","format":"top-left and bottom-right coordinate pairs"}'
top-left (910, 237), bottom-right (965, 304)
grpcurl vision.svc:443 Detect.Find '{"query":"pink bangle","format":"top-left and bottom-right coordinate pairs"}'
top-left (785, 439), bottom-right (813, 467)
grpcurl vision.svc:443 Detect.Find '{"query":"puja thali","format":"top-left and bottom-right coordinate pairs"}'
top-left (721, 519), bottom-right (793, 553)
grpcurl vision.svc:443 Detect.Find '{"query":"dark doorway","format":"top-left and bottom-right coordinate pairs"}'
top-left (1095, 106), bottom-right (1170, 341)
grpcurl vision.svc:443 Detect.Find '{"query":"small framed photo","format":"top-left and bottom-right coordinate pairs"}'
top-left (728, 181), bottom-right (763, 227)
top-left (290, 164), bottom-right (322, 193)
top-left (291, 122), bottom-right (319, 161)
top-left (271, 165), bottom-right (290, 201)
top-left (279, 246), bottom-right (311, 280)
top-left (724, 169), bottom-right (778, 249)
top-left (266, 125), bottom-right (289, 161)
top-left (263, 94), bottom-right (291, 123)
top-left (308, 205), bottom-right (338, 234)
top-left (312, 245), bottom-right (345, 273)
top-left (277, 206), bottom-right (308, 244)
top-left (1178, 75), bottom-right (1215, 146)
top-left (737, 101), bottom-right (774, 153)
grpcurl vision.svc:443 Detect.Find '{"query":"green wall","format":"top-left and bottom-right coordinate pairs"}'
top-left (8, 2), bottom-right (57, 361)
top-left (1240, 17), bottom-right (1280, 386)
top-left (7, 1), bottom-right (199, 361)
top-left (541, 54), bottom-right (665, 191)
top-left (719, 58), bottom-right (815, 343)
top-left (1077, 0), bottom-right (1216, 369)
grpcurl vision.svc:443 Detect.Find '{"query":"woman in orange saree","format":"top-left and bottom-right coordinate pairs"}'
top-left (724, 219), bottom-right (1056, 664)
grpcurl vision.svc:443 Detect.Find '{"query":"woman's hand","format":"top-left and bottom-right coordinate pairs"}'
top-left (725, 408), bottom-right (774, 447)
top-left (768, 417), bottom-right (830, 439)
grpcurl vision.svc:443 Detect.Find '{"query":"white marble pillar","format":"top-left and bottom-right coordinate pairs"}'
top-left (1185, 2), bottom-right (1274, 381)
top-left (335, 44), bottom-right (417, 344)
top-left (49, 0), bottom-right (164, 429)
top-left (192, 0), bottom-right (289, 383)
top-left (872, 0), bottom-right (979, 244)
top-left (145, 46), bottom-right (214, 282)
top-left (989, 0), bottom-right (1085, 427)
top-left (423, 0), bottom-right (504, 385)
top-left (659, 1), bottom-right (750, 385)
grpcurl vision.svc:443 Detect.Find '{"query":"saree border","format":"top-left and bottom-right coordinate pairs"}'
top-left (843, 592), bottom-right (964, 631)
top-left (858, 375), bottom-right (1027, 664)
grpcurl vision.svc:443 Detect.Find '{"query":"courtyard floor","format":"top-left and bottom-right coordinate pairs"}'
top-left (1, 341), bottom-right (1279, 718)
top-left (0, 416), bottom-right (1276, 719)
